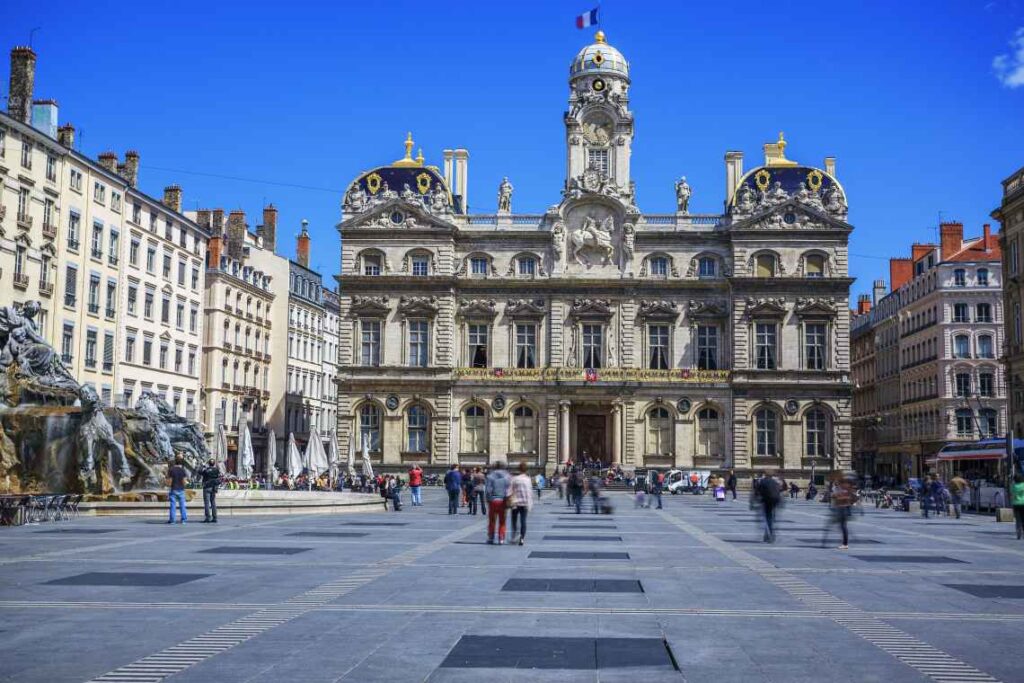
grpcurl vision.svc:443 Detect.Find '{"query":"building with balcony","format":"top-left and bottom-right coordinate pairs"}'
top-left (335, 32), bottom-right (853, 478)
top-left (285, 226), bottom-right (327, 452)
top-left (993, 164), bottom-right (1024, 438)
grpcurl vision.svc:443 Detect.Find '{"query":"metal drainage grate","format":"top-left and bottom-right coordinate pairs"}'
top-left (503, 578), bottom-right (642, 593)
top-left (439, 635), bottom-right (677, 670)
top-left (542, 535), bottom-right (622, 542)
top-left (551, 524), bottom-right (619, 530)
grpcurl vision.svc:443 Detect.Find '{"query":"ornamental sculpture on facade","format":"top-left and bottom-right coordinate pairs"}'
top-left (675, 176), bottom-right (692, 214)
top-left (569, 215), bottom-right (615, 266)
top-left (497, 177), bottom-right (513, 213)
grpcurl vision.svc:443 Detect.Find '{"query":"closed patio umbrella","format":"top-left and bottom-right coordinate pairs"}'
top-left (265, 429), bottom-right (277, 481)
top-left (361, 442), bottom-right (374, 479)
top-left (237, 417), bottom-right (255, 479)
top-left (214, 423), bottom-right (229, 473)
top-left (346, 433), bottom-right (357, 477)
top-left (327, 430), bottom-right (341, 483)
top-left (286, 433), bottom-right (303, 478)
top-left (305, 434), bottom-right (329, 478)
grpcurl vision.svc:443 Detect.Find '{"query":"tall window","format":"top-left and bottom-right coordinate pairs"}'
top-left (470, 256), bottom-right (488, 276)
top-left (515, 323), bottom-right (537, 369)
top-left (698, 256), bottom-right (717, 278)
top-left (979, 372), bottom-right (995, 397)
top-left (648, 324), bottom-right (670, 370)
top-left (61, 323), bottom-right (74, 363)
top-left (363, 254), bottom-right (381, 276)
top-left (649, 256), bottom-right (668, 277)
top-left (953, 303), bottom-right (969, 323)
top-left (955, 409), bottom-right (974, 438)
top-left (85, 330), bottom-right (97, 368)
top-left (696, 407), bottom-right (720, 457)
top-left (91, 223), bottom-right (104, 259)
top-left (805, 254), bottom-right (825, 278)
top-left (68, 212), bottom-right (80, 249)
top-left (1016, 303), bottom-right (1023, 345)
top-left (512, 406), bottom-right (535, 452)
top-left (359, 404), bottom-right (381, 452)
top-left (977, 268), bottom-right (989, 286)
top-left (587, 148), bottom-right (609, 174)
top-left (697, 325), bottom-right (718, 370)
top-left (407, 406), bottom-right (429, 452)
top-left (755, 322), bottom-right (777, 369)
top-left (805, 323), bottom-right (827, 370)
top-left (582, 324), bottom-right (603, 369)
top-left (974, 335), bottom-right (991, 360)
top-left (360, 320), bottom-right (381, 366)
top-left (805, 408), bottom-right (829, 457)
top-left (755, 254), bottom-right (776, 277)
top-left (408, 320), bottom-right (429, 367)
top-left (463, 406), bottom-right (487, 453)
top-left (954, 372), bottom-right (971, 398)
top-left (953, 335), bottom-right (970, 359)
top-left (979, 409), bottom-right (998, 437)
top-left (411, 255), bottom-right (429, 276)
top-left (517, 256), bottom-right (536, 277)
top-left (953, 269), bottom-right (966, 287)
top-left (468, 324), bottom-right (488, 368)
top-left (754, 407), bottom-right (778, 457)
top-left (647, 407), bottom-right (672, 455)
top-left (976, 303), bottom-right (992, 323)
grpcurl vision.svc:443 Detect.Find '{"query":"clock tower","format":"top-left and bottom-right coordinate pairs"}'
top-left (566, 31), bottom-right (634, 200)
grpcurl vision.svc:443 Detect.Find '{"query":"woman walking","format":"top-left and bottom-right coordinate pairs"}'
top-left (823, 473), bottom-right (857, 549)
top-left (510, 462), bottom-right (535, 545)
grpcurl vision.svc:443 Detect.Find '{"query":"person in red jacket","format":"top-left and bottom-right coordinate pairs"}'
top-left (408, 465), bottom-right (424, 506)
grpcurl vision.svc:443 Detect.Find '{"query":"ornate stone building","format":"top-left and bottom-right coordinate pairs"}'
top-left (994, 165), bottom-right (1024, 438)
top-left (336, 32), bottom-right (853, 477)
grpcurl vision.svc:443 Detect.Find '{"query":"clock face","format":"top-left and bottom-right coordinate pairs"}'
top-left (591, 78), bottom-right (606, 92)
top-left (386, 395), bottom-right (400, 411)
top-left (390, 210), bottom-right (404, 225)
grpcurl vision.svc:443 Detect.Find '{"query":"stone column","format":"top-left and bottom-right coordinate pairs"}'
top-left (612, 402), bottom-right (622, 465)
top-left (559, 400), bottom-right (571, 465)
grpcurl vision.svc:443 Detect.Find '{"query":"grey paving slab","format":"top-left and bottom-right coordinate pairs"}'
top-left (44, 571), bottom-right (211, 586)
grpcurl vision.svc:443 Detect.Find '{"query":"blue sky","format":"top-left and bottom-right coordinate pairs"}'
top-left (4, 1), bottom-right (1023, 296)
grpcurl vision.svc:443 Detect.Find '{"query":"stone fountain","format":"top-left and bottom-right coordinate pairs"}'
top-left (0, 301), bottom-right (209, 495)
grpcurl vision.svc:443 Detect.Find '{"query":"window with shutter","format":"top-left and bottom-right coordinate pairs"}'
top-left (103, 332), bottom-right (114, 371)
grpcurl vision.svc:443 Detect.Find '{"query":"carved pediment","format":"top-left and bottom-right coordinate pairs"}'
top-left (458, 298), bottom-right (498, 319)
top-left (795, 296), bottom-right (839, 316)
top-left (40, 241), bottom-right (57, 256)
top-left (734, 200), bottom-right (848, 232)
top-left (398, 295), bottom-right (440, 318)
top-left (745, 297), bottom-right (788, 317)
top-left (570, 298), bottom-right (613, 320)
top-left (346, 199), bottom-right (453, 232)
top-left (350, 295), bottom-right (390, 317)
top-left (637, 300), bottom-right (680, 321)
top-left (13, 231), bottom-right (31, 247)
top-left (506, 298), bottom-right (547, 318)
top-left (687, 300), bottom-right (728, 318)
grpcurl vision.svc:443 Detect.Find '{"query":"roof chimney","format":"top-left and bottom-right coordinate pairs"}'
top-left (939, 222), bottom-right (963, 261)
top-left (856, 294), bottom-right (872, 315)
top-left (31, 99), bottom-right (58, 138)
top-left (453, 149), bottom-right (469, 212)
top-left (98, 151), bottom-right (118, 174)
top-left (296, 219), bottom-right (311, 268)
top-left (212, 209), bottom-right (225, 235)
top-left (442, 149), bottom-right (454, 189)
top-left (207, 231), bottom-right (223, 268)
top-left (7, 47), bottom-right (36, 124)
top-left (57, 123), bottom-right (75, 149)
top-left (824, 156), bottom-right (836, 177)
top-left (226, 210), bottom-right (246, 261)
top-left (983, 223), bottom-right (993, 252)
top-left (872, 279), bottom-right (886, 305)
top-left (260, 204), bottom-right (278, 252)
top-left (725, 151), bottom-right (744, 205)
top-left (911, 243), bottom-right (932, 264)
top-left (195, 209), bottom-right (212, 231)
top-left (162, 185), bottom-right (182, 213)
top-left (123, 150), bottom-right (140, 188)
top-left (889, 258), bottom-right (912, 292)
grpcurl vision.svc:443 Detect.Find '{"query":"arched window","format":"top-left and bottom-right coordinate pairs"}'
top-left (696, 407), bottom-right (721, 457)
top-left (953, 268), bottom-right (966, 286)
top-left (646, 407), bottom-right (673, 456)
top-left (516, 254), bottom-right (537, 277)
top-left (755, 253), bottom-right (777, 277)
top-left (754, 407), bottom-right (779, 457)
top-left (359, 404), bottom-right (381, 452)
top-left (805, 254), bottom-right (825, 278)
top-left (512, 405), bottom-right (536, 453)
top-left (953, 334), bottom-right (970, 358)
top-left (463, 405), bottom-right (488, 453)
top-left (978, 334), bottom-right (994, 358)
top-left (979, 408), bottom-right (998, 438)
top-left (805, 408), bottom-right (829, 457)
top-left (698, 256), bottom-right (717, 278)
top-left (407, 405), bottom-right (429, 452)
top-left (955, 408), bottom-right (974, 438)
top-left (649, 256), bottom-right (668, 277)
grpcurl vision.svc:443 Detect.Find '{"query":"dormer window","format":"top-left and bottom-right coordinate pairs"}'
top-left (698, 256), bottom-right (717, 278)
top-left (470, 257), bottom-right (489, 276)
top-left (517, 256), bottom-right (536, 277)
top-left (977, 268), bottom-right (989, 286)
top-left (649, 256), bottom-right (668, 277)
top-left (805, 254), bottom-right (824, 278)
top-left (411, 255), bottom-right (429, 276)
top-left (363, 254), bottom-right (382, 276)
top-left (954, 269), bottom-right (966, 287)
top-left (755, 254), bottom-right (777, 277)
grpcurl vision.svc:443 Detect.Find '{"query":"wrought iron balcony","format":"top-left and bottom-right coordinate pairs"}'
top-left (42, 222), bottom-right (57, 239)
top-left (39, 281), bottom-right (53, 297)
top-left (16, 212), bottom-right (32, 229)
top-left (13, 273), bottom-right (29, 289)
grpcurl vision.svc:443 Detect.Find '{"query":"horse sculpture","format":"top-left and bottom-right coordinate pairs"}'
top-left (569, 216), bottom-right (615, 266)
top-left (78, 384), bottom-right (132, 491)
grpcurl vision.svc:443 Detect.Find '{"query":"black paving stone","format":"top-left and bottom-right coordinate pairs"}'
top-left (198, 546), bottom-right (312, 555)
top-left (343, 522), bottom-right (410, 527)
top-left (551, 524), bottom-right (618, 529)
top-left (502, 578), bottom-right (643, 593)
top-left (46, 572), bottom-right (211, 587)
top-left (852, 555), bottom-right (967, 564)
top-left (944, 584), bottom-right (1024, 598)
top-left (287, 532), bottom-right (370, 538)
top-left (529, 551), bottom-right (630, 560)
top-left (543, 535), bottom-right (622, 542)
top-left (33, 528), bottom-right (120, 534)
top-left (795, 538), bottom-right (882, 544)
top-left (439, 635), bottom-right (674, 670)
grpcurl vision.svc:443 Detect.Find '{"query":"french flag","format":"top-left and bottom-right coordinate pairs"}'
top-left (576, 7), bottom-right (599, 29)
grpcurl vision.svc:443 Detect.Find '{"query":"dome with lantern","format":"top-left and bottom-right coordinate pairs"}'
top-left (570, 30), bottom-right (629, 82)
top-left (346, 133), bottom-right (458, 213)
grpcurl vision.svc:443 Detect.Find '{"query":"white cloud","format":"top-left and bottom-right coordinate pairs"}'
top-left (994, 27), bottom-right (1024, 88)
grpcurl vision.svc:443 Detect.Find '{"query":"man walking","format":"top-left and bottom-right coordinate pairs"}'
top-left (649, 470), bottom-right (664, 510)
top-left (822, 473), bottom-right (856, 549)
top-left (568, 467), bottom-right (585, 514)
top-left (443, 464), bottom-right (462, 515)
top-left (472, 467), bottom-right (487, 515)
top-left (408, 464), bottom-right (423, 506)
top-left (485, 461), bottom-right (512, 544)
top-left (199, 458), bottom-right (221, 523)
top-left (167, 454), bottom-right (188, 525)
top-left (949, 472), bottom-right (968, 519)
top-left (726, 470), bottom-right (737, 501)
top-left (756, 472), bottom-right (782, 542)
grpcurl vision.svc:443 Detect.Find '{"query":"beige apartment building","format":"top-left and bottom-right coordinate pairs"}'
top-left (1, 46), bottom-right (207, 412)
top-left (994, 165), bottom-right (1024, 438)
top-left (285, 228), bottom-right (328, 452)
top-left (322, 286), bottom-right (341, 445)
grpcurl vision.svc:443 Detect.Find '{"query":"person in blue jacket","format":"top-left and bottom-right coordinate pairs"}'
top-left (444, 464), bottom-right (462, 515)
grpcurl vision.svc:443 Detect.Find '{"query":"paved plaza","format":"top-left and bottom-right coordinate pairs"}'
top-left (1, 489), bottom-right (1022, 682)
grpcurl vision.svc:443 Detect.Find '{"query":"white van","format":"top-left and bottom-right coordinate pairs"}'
top-left (667, 470), bottom-right (711, 494)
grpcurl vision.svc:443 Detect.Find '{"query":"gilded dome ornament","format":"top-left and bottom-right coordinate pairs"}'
top-left (807, 169), bottom-right (823, 192)
top-left (366, 172), bottom-right (382, 195)
top-left (416, 172), bottom-right (431, 194)
top-left (755, 169), bottom-right (771, 192)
